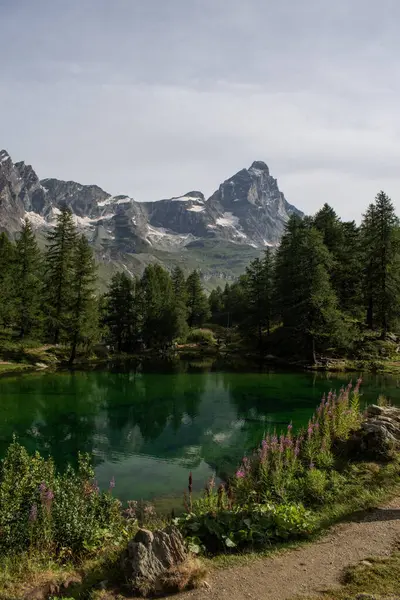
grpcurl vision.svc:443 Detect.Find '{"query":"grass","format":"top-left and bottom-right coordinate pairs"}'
top-left (300, 548), bottom-right (400, 600)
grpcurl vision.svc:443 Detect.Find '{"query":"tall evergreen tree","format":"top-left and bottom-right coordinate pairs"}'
top-left (0, 233), bottom-right (16, 329)
top-left (14, 219), bottom-right (42, 338)
top-left (172, 266), bottom-right (187, 302)
top-left (314, 204), bottom-right (363, 316)
top-left (244, 249), bottom-right (274, 350)
top-left (172, 265), bottom-right (189, 336)
top-left (103, 272), bottom-right (138, 353)
top-left (209, 286), bottom-right (224, 324)
top-left (361, 191), bottom-right (400, 337)
top-left (44, 207), bottom-right (77, 343)
top-left (141, 264), bottom-right (186, 348)
top-left (186, 270), bottom-right (210, 328)
top-left (68, 235), bottom-right (98, 365)
top-left (275, 219), bottom-right (343, 362)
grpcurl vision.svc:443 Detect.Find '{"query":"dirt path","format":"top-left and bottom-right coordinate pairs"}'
top-left (180, 498), bottom-right (400, 600)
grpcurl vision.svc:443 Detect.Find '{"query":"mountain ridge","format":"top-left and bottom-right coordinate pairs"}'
top-left (0, 149), bottom-right (303, 285)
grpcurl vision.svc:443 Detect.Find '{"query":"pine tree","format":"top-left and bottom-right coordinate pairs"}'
top-left (361, 191), bottom-right (400, 337)
top-left (68, 235), bottom-right (98, 365)
top-left (44, 207), bottom-right (77, 344)
top-left (103, 272), bottom-right (138, 353)
top-left (275, 219), bottom-right (343, 362)
top-left (186, 270), bottom-right (210, 328)
top-left (244, 249), bottom-right (274, 350)
top-left (314, 204), bottom-right (363, 316)
top-left (172, 266), bottom-right (187, 302)
top-left (172, 265), bottom-right (189, 336)
top-left (141, 264), bottom-right (186, 349)
top-left (209, 286), bottom-right (224, 324)
top-left (0, 233), bottom-right (16, 329)
top-left (14, 219), bottom-right (42, 338)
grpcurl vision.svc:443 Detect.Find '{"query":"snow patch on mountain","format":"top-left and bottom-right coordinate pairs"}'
top-left (97, 196), bottom-right (133, 207)
top-left (216, 212), bottom-right (239, 227)
top-left (171, 195), bottom-right (204, 202)
top-left (23, 212), bottom-right (48, 228)
top-left (187, 205), bottom-right (205, 213)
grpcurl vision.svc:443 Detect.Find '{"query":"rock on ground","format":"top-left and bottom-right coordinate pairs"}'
top-left (122, 526), bottom-right (187, 596)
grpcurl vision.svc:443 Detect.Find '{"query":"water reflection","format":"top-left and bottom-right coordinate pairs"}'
top-left (1, 363), bottom-right (400, 504)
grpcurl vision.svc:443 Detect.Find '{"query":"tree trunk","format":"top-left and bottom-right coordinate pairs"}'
top-left (366, 296), bottom-right (373, 329)
top-left (69, 332), bottom-right (78, 366)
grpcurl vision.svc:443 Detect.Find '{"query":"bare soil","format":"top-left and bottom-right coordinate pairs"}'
top-left (179, 497), bottom-right (400, 600)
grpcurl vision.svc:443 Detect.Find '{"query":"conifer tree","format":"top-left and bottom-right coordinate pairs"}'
top-left (14, 219), bottom-right (42, 338)
top-left (209, 286), bottom-right (224, 324)
top-left (186, 270), bottom-right (210, 328)
top-left (275, 219), bottom-right (343, 362)
top-left (0, 233), bottom-right (16, 329)
top-left (44, 207), bottom-right (77, 344)
top-left (244, 249), bottom-right (274, 350)
top-left (361, 191), bottom-right (400, 337)
top-left (314, 204), bottom-right (363, 316)
top-left (68, 235), bottom-right (98, 365)
top-left (141, 264), bottom-right (186, 348)
top-left (103, 272), bottom-right (138, 353)
top-left (172, 265), bottom-right (189, 335)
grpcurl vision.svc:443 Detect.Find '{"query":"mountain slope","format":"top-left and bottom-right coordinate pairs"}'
top-left (0, 149), bottom-right (303, 284)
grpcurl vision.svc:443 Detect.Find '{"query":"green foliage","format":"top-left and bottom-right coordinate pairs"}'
top-left (186, 328), bottom-right (216, 346)
top-left (68, 235), bottom-right (98, 364)
top-left (361, 191), bottom-right (400, 337)
top-left (275, 219), bottom-right (346, 362)
top-left (141, 264), bottom-right (187, 349)
top-left (43, 207), bottom-right (78, 344)
top-left (176, 502), bottom-right (314, 554)
top-left (0, 233), bottom-right (16, 329)
top-left (103, 271), bottom-right (138, 353)
top-left (242, 249), bottom-right (275, 349)
top-left (0, 439), bottom-right (123, 556)
top-left (186, 270), bottom-right (210, 328)
top-left (14, 220), bottom-right (43, 339)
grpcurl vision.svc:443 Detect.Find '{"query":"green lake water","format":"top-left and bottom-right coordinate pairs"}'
top-left (1, 362), bottom-right (400, 508)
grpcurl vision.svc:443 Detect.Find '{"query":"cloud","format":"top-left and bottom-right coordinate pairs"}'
top-left (0, 0), bottom-right (399, 221)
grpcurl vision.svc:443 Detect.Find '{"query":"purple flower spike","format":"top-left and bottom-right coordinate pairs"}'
top-left (109, 476), bottom-right (116, 489)
top-left (236, 469), bottom-right (245, 479)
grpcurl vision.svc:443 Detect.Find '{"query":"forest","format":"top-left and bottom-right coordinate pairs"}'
top-left (0, 190), bottom-right (399, 365)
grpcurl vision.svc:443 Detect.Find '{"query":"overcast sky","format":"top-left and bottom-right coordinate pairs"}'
top-left (1, 0), bottom-right (399, 221)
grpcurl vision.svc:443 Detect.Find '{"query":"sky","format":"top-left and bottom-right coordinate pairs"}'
top-left (1, 0), bottom-right (399, 221)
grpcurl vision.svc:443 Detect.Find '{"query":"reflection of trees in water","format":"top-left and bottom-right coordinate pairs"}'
top-left (0, 365), bottom-right (325, 486)
top-left (0, 372), bottom-right (104, 470)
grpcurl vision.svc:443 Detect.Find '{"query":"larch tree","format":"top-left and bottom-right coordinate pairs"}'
top-left (68, 235), bottom-right (98, 365)
top-left (44, 207), bottom-right (77, 344)
top-left (186, 270), bottom-right (210, 328)
top-left (14, 219), bottom-right (42, 338)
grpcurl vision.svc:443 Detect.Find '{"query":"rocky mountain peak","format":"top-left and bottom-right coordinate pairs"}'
top-left (0, 149), bottom-right (12, 166)
top-left (249, 160), bottom-right (270, 175)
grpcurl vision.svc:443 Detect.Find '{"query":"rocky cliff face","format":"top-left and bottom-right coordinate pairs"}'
top-left (0, 149), bottom-right (303, 280)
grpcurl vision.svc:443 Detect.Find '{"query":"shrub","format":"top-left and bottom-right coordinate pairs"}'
top-left (233, 379), bottom-right (363, 506)
top-left (0, 439), bottom-right (124, 557)
top-left (176, 502), bottom-right (315, 554)
top-left (186, 329), bottom-right (216, 346)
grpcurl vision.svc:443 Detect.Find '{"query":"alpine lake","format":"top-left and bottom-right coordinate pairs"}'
top-left (1, 359), bottom-right (400, 512)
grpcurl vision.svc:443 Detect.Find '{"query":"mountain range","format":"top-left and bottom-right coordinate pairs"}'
top-left (0, 149), bottom-right (303, 288)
